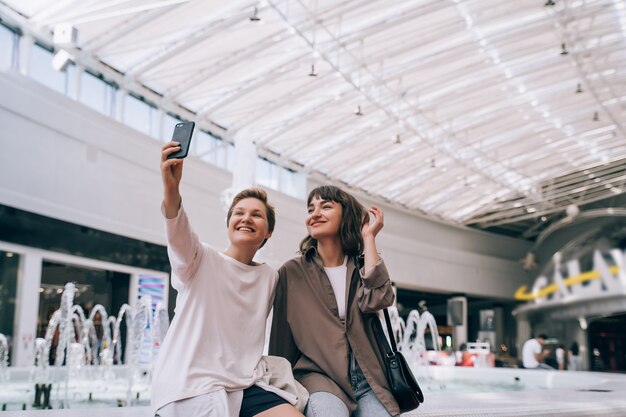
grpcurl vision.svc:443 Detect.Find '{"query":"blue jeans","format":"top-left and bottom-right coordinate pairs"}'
top-left (305, 353), bottom-right (393, 417)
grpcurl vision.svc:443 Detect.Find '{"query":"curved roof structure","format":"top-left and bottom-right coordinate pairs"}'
top-left (2, 0), bottom-right (625, 238)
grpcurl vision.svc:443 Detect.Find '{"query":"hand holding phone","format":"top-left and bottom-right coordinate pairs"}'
top-left (166, 121), bottom-right (195, 159)
top-left (161, 140), bottom-right (185, 218)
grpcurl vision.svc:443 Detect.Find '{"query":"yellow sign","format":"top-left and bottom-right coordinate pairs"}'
top-left (515, 265), bottom-right (621, 301)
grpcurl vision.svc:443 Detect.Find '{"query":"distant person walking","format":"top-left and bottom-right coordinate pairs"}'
top-left (555, 344), bottom-right (566, 370)
top-left (522, 334), bottom-right (553, 370)
top-left (569, 342), bottom-right (582, 371)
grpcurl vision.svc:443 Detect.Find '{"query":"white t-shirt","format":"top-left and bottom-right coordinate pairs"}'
top-left (151, 205), bottom-right (280, 414)
top-left (324, 256), bottom-right (348, 320)
top-left (556, 347), bottom-right (565, 367)
top-left (522, 338), bottom-right (542, 368)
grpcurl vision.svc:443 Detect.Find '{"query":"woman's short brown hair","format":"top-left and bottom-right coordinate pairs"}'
top-left (299, 185), bottom-right (366, 258)
top-left (226, 188), bottom-right (275, 248)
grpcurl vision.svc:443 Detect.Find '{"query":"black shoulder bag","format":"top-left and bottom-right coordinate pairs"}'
top-left (373, 308), bottom-right (424, 412)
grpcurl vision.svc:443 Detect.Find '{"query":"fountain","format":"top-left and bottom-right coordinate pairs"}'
top-left (31, 338), bottom-right (51, 408)
top-left (0, 333), bottom-right (8, 383)
top-left (0, 282), bottom-right (169, 411)
top-left (385, 304), bottom-right (441, 366)
top-left (3, 287), bottom-right (622, 416)
top-left (87, 304), bottom-right (111, 366)
top-left (382, 304), bottom-right (448, 393)
top-left (152, 302), bottom-right (169, 358)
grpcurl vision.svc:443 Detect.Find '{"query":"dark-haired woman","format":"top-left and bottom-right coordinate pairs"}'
top-left (269, 185), bottom-right (400, 417)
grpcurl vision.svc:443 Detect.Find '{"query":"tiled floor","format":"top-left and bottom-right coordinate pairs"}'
top-left (406, 382), bottom-right (626, 417)
top-left (2, 372), bottom-right (626, 417)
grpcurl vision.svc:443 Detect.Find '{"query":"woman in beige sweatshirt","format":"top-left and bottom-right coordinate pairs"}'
top-left (269, 185), bottom-right (400, 417)
top-left (153, 141), bottom-right (304, 417)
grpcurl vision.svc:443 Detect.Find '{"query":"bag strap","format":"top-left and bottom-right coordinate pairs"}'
top-left (356, 255), bottom-right (398, 355)
top-left (383, 308), bottom-right (398, 353)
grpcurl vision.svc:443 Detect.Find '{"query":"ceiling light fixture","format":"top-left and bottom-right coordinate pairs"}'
top-left (308, 64), bottom-right (318, 77)
top-left (593, 111), bottom-right (599, 122)
top-left (53, 24), bottom-right (77, 46)
top-left (394, 134), bottom-right (401, 144)
top-left (354, 105), bottom-right (363, 116)
top-left (560, 43), bottom-right (568, 55)
top-left (51, 49), bottom-right (74, 71)
top-left (565, 204), bottom-right (580, 221)
top-left (250, 7), bottom-right (261, 22)
top-left (544, 0), bottom-right (556, 6)
top-left (430, 158), bottom-right (436, 168)
top-left (575, 83), bottom-right (583, 94)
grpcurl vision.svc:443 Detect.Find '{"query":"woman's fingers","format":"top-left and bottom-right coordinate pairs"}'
top-left (367, 205), bottom-right (384, 234)
top-left (161, 141), bottom-right (184, 184)
top-left (161, 157), bottom-right (181, 170)
top-left (369, 205), bottom-right (384, 222)
top-left (162, 141), bottom-right (180, 150)
top-left (161, 141), bottom-right (181, 161)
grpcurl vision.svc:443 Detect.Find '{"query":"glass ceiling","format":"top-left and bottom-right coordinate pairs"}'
top-left (2, 0), bottom-right (625, 234)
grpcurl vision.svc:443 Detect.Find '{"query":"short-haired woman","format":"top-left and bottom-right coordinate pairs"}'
top-left (152, 141), bottom-right (304, 417)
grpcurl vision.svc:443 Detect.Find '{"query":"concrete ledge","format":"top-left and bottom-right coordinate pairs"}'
top-left (2, 369), bottom-right (626, 417)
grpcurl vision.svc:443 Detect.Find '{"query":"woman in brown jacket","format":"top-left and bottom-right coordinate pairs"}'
top-left (269, 185), bottom-right (400, 417)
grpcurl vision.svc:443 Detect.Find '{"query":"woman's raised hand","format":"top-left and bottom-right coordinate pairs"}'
top-left (161, 141), bottom-right (184, 218)
top-left (161, 141), bottom-right (183, 188)
top-left (361, 205), bottom-right (384, 239)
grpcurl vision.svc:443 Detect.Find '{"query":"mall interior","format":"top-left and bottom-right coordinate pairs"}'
top-left (1, 1), bottom-right (626, 416)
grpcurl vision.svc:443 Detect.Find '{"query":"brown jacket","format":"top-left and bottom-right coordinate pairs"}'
top-left (269, 248), bottom-right (400, 416)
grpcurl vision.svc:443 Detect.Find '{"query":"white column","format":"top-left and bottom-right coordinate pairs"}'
top-left (448, 296), bottom-right (467, 350)
top-left (129, 272), bottom-right (140, 305)
top-left (18, 34), bottom-right (33, 77)
top-left (232, 134), bottom-right (257, 191)
top-left (115, 89), bottom-right (128, 123)
top-left (572, 321), bottom-right (588, 371)
top-left (156, 108), bottom-right (164, 141)
top-left (516, 317), bottom-right (531, 362)
top-left (13, 252), bottom-right (42, 366)
top-left (67, 64), bottom-right (83, 100)
top-left (221, 132), bottom-right (257, 211)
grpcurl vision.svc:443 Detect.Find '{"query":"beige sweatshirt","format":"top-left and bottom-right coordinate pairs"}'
top-left (151, 204), bottom-right (287, 414)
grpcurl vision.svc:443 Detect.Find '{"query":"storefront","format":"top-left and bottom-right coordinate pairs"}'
top-left (0, 205), bottom-right (170, 367)
top-left (514, 247), bottom-right (626, 372)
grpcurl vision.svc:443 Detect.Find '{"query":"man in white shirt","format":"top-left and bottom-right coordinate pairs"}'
top-left (522, 334), bottom-right (553, 369)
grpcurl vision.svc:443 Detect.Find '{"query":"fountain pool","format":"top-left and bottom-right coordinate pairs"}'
top-left (3, 365), bottom-right (626, 416)
top-left (2, 295), bottom-right (626, 416)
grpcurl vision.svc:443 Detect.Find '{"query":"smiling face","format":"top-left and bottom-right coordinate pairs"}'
top-left (299, 186), bottom-right (366, 257)
top-left (306, 196), bottom-right (343, 240)
top-left (227, 198), bottom-right (272, 249)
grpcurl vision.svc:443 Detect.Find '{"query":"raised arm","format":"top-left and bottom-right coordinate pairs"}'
top-left (358, 205), bottom-right (394, 312)
top-left (161, 141), bottom-right (203, 284)
top-left (161, 141), bottom-right (183, 218)
top-left (361, 205), bottom-right (383, 274)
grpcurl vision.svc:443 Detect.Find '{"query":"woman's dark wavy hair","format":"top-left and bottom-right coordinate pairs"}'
top-left (299, 185), bottom-right (366, 259)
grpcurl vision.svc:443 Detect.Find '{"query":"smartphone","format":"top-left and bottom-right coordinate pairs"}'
top-left (167, 121), bottom-right (195, 159)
